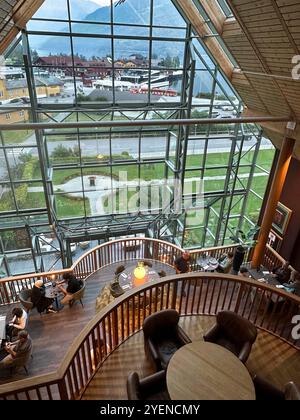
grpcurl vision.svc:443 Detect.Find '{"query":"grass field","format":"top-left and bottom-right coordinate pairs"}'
top-left (21, 148), bottom-right (275, 222)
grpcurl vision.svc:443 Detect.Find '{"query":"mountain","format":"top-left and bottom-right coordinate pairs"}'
top-left (37, 0), bottom-right (186, 60)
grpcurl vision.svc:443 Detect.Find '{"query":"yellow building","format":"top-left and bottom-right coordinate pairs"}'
top-left (0, 109), bottom-right (29, 124)
top-left (0, 76), bottom-right (63, 124)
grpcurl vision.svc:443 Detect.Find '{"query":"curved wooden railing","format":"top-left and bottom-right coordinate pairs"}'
top-left (71, 237), bottom-right (184, 280)
top-left (0, 272), bottom-right (299, 400)
top-left (0, 237), bottom-right (240, 306)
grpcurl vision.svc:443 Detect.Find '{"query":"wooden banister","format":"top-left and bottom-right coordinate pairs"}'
top-left (0, 272), bottom-right (299, 400)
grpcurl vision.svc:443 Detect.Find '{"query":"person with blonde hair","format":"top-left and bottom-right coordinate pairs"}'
top-left (31, 280), bottom-right (56, 314)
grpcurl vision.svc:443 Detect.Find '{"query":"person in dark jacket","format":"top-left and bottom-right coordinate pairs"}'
top-left (31, 280), bottom-right (56, 313)
top-left (272, 261), bottom-right (291, 284)
top-left (58, 273), bottom-right (83, 306)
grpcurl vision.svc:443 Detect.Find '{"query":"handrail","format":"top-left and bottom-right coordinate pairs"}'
top-left (0, 238), bottom-right (290, 306)
top-left (0, 237), bottom-right (183, 305)
top-left (0, 116), bottom-right (293, 131)
top-left (0, 272), bottom-right (299, 400)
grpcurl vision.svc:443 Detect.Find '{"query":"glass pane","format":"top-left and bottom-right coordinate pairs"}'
top-left (32, 0), bottom-right (68, 20)
top-left (153, 0), bottom-right (185, 27)
top-left (113, 0), bottom-right (149, 24)
top-left (55, 192), bottom-right (87, 219)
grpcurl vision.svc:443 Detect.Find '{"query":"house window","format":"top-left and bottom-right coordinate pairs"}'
top-left (5, 113), bottom-right (11, 119)
top-left (19, 111), bottom-right (24, 117)
top-left (0, 91), bottom-right (3, 97)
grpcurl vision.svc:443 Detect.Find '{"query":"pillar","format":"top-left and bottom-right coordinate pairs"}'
top-left (251, 136), bottom-right (295, 268)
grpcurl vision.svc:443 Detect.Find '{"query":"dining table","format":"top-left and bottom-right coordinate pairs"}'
top-left (166, 341), bottom-right (255, 400)
top-left (197, 256), bottom-right (219, 272)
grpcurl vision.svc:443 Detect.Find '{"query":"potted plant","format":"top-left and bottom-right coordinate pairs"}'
top-left (230, 225), bottom-right (260, 272)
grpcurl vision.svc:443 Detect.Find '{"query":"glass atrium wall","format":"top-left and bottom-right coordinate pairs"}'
top-left (0, 0), bottom-right (275, 275)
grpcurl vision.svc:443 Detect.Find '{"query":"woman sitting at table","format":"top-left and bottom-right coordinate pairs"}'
top-left (5, 307), bottom-right (28, 340)
top-left (217, 252), bottom-right (234, 274)
top-left (31, 280), bottom-right (57, 314)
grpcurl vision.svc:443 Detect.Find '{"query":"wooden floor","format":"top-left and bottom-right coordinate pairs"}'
top-left (0, 260), bottom-right (175, 386)
top-left (82, 315), bottom-right (300, 400)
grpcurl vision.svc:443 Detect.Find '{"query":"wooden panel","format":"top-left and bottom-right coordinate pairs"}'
top-left (0, 0), bottom-right (44, 54)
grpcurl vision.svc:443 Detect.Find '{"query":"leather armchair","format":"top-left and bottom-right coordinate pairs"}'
top-left (143, 309), bottom-right (191, 370)
top-left (203, 310), bottom-right (257, 364)
top-left (253, 375), bottom-right (300, 400)
top-left (18, 289), bottom-right (34, 313)
top-left (127, 370), bottom-right (170, 400)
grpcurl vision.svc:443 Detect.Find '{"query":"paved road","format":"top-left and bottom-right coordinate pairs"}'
top-left (22, 134), bottom-right (272, 158)
top-left (0, 109), bottom-right (273, 181)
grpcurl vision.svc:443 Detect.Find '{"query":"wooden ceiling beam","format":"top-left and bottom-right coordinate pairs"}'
top-left (0, 0), bottom-right (44, 54)
top-left (199, 0), bottom-right (226, 35)
top-left (175, 0), bottom-right (234, 80)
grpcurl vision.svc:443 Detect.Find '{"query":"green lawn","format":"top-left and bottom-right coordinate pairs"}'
top-left (6, 147), bottom-right (274, 225)
top-left (2, 130), bottom-right (34, 145)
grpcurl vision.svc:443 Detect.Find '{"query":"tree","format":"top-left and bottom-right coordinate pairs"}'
top-left (161, 54), bottom-right (173, 68)
top-left (173, 56), bottom-right (180, 68)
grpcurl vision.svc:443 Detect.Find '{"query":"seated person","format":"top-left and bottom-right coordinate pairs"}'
top-left (217, 252), bottom-right (234, 274)
top-left (0, 330), bottom-right (32, 370)
top-left (5, 307), bottom-right (28, 341)
top-left (272, 261), bottom-right (291, 284)
top-left (174, 251), bottom-right (191, 274)
top-left (31, 280), bottom-right (56, 314)
top-left (239, 267), bottom-right (250, 278)
top-left (57, 273), bottom-right (83, 306)
top-left (288, 271), bottom-right (300, 297)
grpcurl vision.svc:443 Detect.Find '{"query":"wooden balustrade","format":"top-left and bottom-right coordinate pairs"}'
top-left (0, 238), bottom-right (292, 308)
top-left (262, 244), bottom-right (287, 272)
top-left (0, 272), bottom-right (299, 400)
top-left (189, 244), bottom-right (241, 271)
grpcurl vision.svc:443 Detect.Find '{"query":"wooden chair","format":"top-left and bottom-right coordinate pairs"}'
top-left (70, 281), bottom-right (86, 308)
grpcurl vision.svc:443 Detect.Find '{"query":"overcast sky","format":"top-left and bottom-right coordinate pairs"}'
top-left (91, 0), bottom-right (118, 5)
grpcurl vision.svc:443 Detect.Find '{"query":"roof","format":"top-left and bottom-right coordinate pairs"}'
top-left (0, 0), bottom-right (44, 54)
top-left (35, 56), bottom-right (84, 66)
top-left (5, 75), bottom-right (63, 90)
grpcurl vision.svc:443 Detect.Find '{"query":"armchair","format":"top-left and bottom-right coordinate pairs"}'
top-left (203, 310), bottom-right (257, 364)
top-left (143, 309), bottom-right (191, 370)
top-left (127, 370), bottom-right (170, 400)
top-left (253, 375), bottom-right (300, 400)
top-left (18, 289), bottom-right (34, 313)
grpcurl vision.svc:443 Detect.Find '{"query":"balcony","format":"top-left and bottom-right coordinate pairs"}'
top-left (0, 238), bottom-right (299, 399)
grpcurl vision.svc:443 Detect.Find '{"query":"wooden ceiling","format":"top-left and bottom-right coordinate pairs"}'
top-left (176, 0), bottom-right (300, 159)
top-left (0, 0), bottom-right (44, 53)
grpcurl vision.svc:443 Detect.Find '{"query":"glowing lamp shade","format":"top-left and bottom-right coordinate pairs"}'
top-left (134, 265), bottom-right (146, 280)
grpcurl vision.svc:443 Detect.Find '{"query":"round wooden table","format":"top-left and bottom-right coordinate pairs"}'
top-left (167, 341), bottom-right (255, 400)
top-left (118, 264), bottom-right (160, 291)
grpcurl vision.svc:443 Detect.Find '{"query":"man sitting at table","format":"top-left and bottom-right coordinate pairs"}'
top-left (239, 267), bottom-right (250, 278)
top-left (57, 273), bottom-right (83, 307)
top-left (272, 261), bottom-right (291, 284)
top-left (288, 271), bottom-right (300, 296)
top-left (174, 251), bottom-right (191, 275)
top-left (0, 330), bottom-right (32, 371)
top-left (217, 252), bottom-right (234, 274)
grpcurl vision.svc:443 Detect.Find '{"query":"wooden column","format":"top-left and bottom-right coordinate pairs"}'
top-left (252, 136), bottom-right (295, 268)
